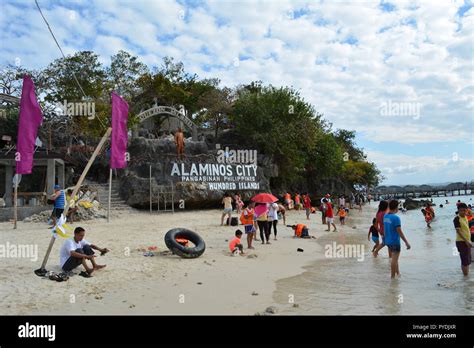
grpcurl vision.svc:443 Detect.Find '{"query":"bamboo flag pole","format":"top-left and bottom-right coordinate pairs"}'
top-left (13, 177), bottom-right (18, 230)
top-left (107, 168), bottom-right (112, 222)
top-left (35, 127), bottom-right (112, 276)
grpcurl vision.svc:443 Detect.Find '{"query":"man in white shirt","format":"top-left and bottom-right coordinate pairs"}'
top-left (60, 226), bottom-right (109, 277)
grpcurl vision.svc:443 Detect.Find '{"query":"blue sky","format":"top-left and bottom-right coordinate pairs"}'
top-left (1, 0), bottom-right (473, 185)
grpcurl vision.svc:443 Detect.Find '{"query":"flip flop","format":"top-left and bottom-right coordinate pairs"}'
top-left (79, 271), bottom-right (93, 278)
top-left (49, 273), bottom-right (63, 282)
top-left (58, 272), bottom-right (69, 281)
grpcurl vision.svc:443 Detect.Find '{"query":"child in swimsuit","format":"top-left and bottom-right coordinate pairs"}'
top-left (368, 218), bottom-right (379, 253)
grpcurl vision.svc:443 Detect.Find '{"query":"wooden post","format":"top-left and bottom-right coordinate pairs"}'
top-left (13, 178), bottom-right (18, 229)
top-left (149, 165), bottom-right (152, 213)
top-left (36, 128), bottom-right (112, 274)
top-left (107, 168), bottom-right (112, 222)
top-left (171, 182), bottom-right (175, 214)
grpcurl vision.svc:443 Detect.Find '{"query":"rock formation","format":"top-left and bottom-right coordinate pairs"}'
top-left (118, 135), bottom-right (277, 209)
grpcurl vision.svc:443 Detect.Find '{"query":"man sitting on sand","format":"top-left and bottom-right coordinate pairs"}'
top-left (59, 227), bottom-right (109, 277)
top-left (229, 230), bottom-right (245, 256)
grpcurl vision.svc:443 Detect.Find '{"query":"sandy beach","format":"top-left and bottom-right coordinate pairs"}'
top-left (0, 205), bottom-right (377, 315)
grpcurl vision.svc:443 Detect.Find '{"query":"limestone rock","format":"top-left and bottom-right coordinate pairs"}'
top-left (403, 198), bottom-right (433, 210)
top-left (118, 136), bottom-right (274, 209)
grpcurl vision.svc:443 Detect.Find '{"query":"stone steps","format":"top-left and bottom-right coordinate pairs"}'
top-left (86, 181), bottom-right (135, 211)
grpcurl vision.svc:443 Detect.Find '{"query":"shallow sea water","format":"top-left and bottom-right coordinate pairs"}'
top-left (274, 195), bottom-right (474, 315)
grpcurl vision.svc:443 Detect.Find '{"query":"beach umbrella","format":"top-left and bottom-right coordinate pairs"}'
top-left (251, 193), bottom-right (278, 203)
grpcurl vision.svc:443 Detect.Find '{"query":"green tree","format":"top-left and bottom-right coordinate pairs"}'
top-left (37, 51), bottom-right (109, 137)
top-left (107, 50), bottom-right (148, 101)
top-left (232, 84), bottom-right (324, 187)
top-left (342, 160), bottom-right (382, 188)
top-left (334, 129), bottom-right (365, 161)
top-left (194, 86), bottom-right (233, 137)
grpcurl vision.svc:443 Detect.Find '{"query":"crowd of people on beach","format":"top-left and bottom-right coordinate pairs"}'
top-left (224, 191), bottom-right (473, 280)
top-left (223, 191), bottom-right (367, 256)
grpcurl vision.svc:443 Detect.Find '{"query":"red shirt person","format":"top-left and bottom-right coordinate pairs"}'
top-left (324, 199), bottom-right (337, 231)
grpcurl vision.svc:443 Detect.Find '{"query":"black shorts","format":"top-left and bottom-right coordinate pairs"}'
top-left (456, 241), bottom-right (472, 267)
top-left (301, 228), bottom-right (309, 238)
top-left (62, 246), bottom-right (94, 272)
top-left (52, 208), bottom-right (64, 218)
top-left (386, 244), bottom-right (401, 253)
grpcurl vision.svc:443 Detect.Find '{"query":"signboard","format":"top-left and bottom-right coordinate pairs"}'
top-left (170, 146), bottom-right (260, 190)
top-left (137, 106), bottom-right (195, 130)
top-left (170, 163), bottom-right (259, 190)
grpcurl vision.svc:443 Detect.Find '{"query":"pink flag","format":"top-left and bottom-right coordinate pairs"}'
top-left (110, 92), bottom-right (129, 169)
top-left (16, 76), bottom-right (43, 174)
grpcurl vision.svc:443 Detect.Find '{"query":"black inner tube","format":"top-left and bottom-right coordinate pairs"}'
top-left (164, 228), bottom-right (206, 259)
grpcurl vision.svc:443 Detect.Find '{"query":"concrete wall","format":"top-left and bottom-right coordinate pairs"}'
top-left (0, 206), bottom-right (51, 222)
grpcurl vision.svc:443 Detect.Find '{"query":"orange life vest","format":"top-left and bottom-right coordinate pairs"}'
top-left (240, 208), bottom-right (255, 225)
top-left (338, 209), bottom-right (346, 217)
top-left (466, 209), bottom-right (473, 221)
top-left (284, 193), bottom-right (291, 201)
top-left (295, 224), bottom-right (307, 237)
top-left (295, 195), bottom-right (301, 204)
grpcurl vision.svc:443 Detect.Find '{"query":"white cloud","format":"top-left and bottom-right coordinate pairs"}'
top-left (366, 150), bottom-right (474, 185)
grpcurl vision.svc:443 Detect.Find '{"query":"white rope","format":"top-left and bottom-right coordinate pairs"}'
top-left (34, 0), bottom-right (107, 131)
